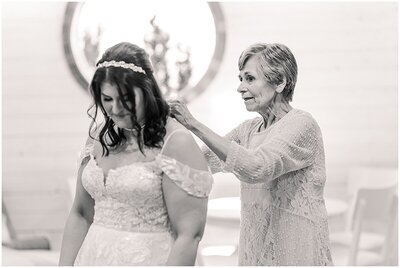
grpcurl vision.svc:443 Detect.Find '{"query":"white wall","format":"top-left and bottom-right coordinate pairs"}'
top-left (2, 2), bottom-right (90, 247)
top-left (190, 1), bottom-right (398, 190)
top-left (2, 2), bottom-right (397, 249)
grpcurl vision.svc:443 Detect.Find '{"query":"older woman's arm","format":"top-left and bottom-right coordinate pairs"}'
top-left (223, 116), bottom-right (319, 183)
top-left (170, 101), bottom-right (319, 184)
top-left (190, 120), bottom-right (232, 162)
top-left (200, 122), bottom-right (245, 174)
top-left (169, 100), bottom-right (245, 165)
top-left (161, 129), bottom-right (211, 265)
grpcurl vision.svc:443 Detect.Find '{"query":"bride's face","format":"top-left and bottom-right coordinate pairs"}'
top-left (100, 82), bottom-right (145, 129)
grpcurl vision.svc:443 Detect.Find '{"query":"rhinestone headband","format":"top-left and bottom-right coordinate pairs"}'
top-left (97, 60), bottom-right (146, 74)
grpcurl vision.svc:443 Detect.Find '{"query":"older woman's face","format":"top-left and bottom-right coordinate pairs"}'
top-left (100, 82), bottom-right (145, 129)
top-left (237, 56), bottom-right (277, 113)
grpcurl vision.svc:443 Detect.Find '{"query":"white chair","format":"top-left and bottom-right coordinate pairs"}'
top-left (330, 167), bottom-right (397, 251)
top-left (2, 200), bottom-right (59, 266)
top-left (381, 194), bottom-right (398, 265)
top-left (330, 186), bottom-right (398, 265)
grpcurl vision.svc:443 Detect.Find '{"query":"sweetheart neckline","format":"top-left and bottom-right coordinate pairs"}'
top-left (88, 153), bottom-right (159, 186)
top-left (84, 151), bottom-right (211, 187)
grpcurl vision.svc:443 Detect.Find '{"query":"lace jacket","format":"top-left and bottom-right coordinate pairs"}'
top-left (203, 109), bottom-right (333, 265)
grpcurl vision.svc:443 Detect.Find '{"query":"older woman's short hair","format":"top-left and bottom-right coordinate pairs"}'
top-left (238, 43), bottom-right (298, 101)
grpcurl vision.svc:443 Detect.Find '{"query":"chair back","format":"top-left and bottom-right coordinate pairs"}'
top-left (351, 185), bottom-right (397, 225)
top-left (2, 200), bottom-right (17, 241)
top-left (347, 167), bottom-right (397, 195)
top-left (348, 198), bottom-right (366, 265)
top-left (347, 186), bottom-right (397, 265)
top-left (345, 167), bottom-right (397, 230)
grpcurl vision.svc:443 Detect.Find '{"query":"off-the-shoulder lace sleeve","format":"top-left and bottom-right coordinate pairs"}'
top-left (156, 154), bottom-right (213, 198)
top-left (77, 143), bottom-right (94, 168)
top-left (222, 113), bottom-right (320, 184)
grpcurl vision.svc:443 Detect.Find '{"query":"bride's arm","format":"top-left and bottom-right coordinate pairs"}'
top-left (163, 178), bottom-right (208, 266)
top-left (59, 167), bottom-right (94, 265)
top-left (59, 139), bottom-right (95, 265)
top-left (161, 130), bottom-right (210, 265)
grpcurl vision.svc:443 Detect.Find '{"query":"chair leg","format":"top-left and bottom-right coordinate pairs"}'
top-left (348, 199), bottom-right (366, 265)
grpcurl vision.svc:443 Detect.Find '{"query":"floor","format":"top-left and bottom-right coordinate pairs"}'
top-left (198, 218), bottom-right (241, 266)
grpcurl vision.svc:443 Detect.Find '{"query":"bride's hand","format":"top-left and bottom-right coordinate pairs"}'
top-left (168, 99), bottom-right (196, 130)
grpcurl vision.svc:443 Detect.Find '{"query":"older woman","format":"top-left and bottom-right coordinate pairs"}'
top-left (169, 43), bottom-right (333, 265)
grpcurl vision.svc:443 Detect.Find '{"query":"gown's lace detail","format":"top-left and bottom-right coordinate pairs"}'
top-left (75, 225), bottom-right (173, 266)
top-left (77, 143), bottom-right (94, 168)
top-left (156, 154), bottom-right (213, 198)
top-left (202, 109), bottom-right (333, 265)
top-left (74, 128), bottom-right (213, 266)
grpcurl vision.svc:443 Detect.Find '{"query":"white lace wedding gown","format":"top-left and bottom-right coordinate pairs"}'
top-left (73, 129), bottom-right (213, 266)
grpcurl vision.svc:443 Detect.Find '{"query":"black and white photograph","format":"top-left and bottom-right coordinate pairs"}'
top-left (2, 1), bottom-right (398, 266)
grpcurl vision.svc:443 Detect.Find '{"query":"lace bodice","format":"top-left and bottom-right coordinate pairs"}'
top-left (202, 109), bottom-right (332, 265)
top-left (74, 124), bottom-right (213, 266)
top-left (78, 131), bottom-right (213, 234)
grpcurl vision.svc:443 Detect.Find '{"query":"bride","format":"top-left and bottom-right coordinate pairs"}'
top-left (58, 42), bottom-right (213, 266)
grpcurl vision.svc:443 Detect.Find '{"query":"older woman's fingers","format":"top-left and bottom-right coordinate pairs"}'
top-left (167, 100), bottom-right (183, 111)
top-left (168, 104), bottom-right (181, 116)
top-left (168, 100), bottom-right (187, 111)
top-left (166, 94), bottom-right (185, 103)
top-left (169, 100), bottom-right (184, 106)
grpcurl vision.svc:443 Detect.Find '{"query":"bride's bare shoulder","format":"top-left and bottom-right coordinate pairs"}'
top-left (162, 117), bottom-right (208, 171)
top-left (164, 116), bottom-right (189, 135)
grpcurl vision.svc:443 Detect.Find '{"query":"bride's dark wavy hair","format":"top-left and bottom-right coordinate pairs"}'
top-left (87, 42), bottom-right (169, 156)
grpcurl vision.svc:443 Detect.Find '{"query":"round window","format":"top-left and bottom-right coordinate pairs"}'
top-left (63, 2), bottom-right (225, 102)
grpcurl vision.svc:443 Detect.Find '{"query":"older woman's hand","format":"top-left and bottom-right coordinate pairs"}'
top-left (168, 99), bottom-right (196, 130)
